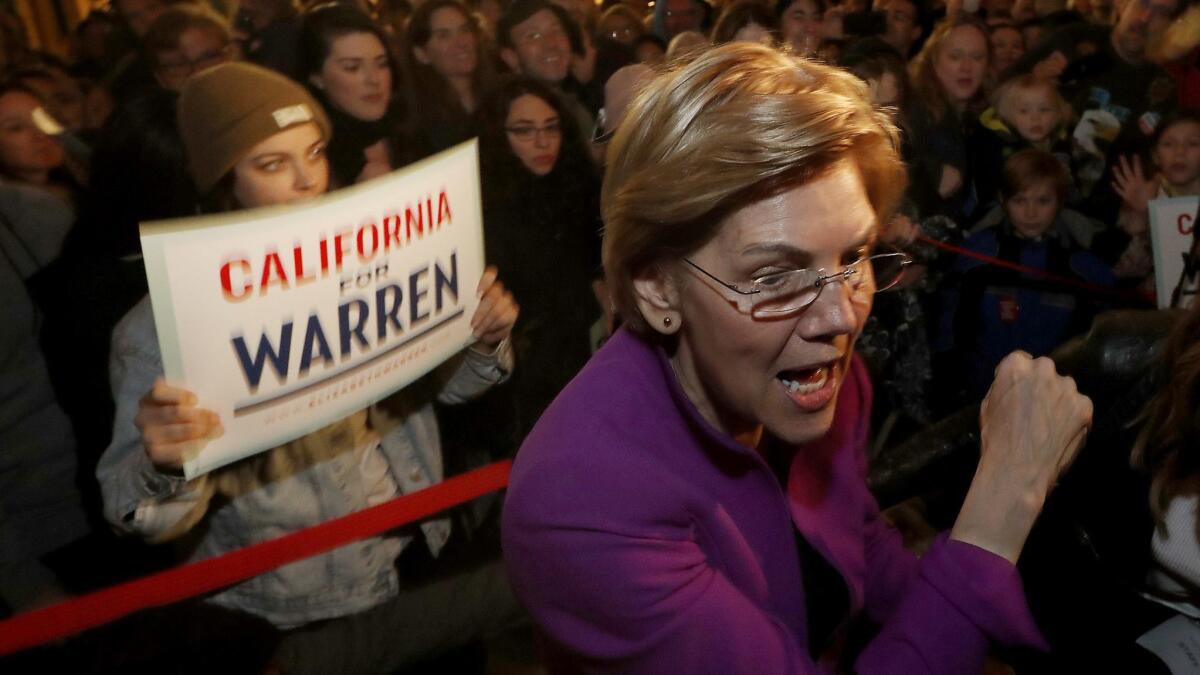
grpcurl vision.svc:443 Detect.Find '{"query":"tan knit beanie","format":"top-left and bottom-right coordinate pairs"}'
top-left (178, 62), bottom-right (332, 193)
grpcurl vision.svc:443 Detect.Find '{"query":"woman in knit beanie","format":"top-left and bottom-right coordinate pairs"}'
top-left (299, 2), bottom-right (408, 188)
top-left (175, 60), bottom-right (332, 209)
top-left (97, 61), bottom-right (524, 672)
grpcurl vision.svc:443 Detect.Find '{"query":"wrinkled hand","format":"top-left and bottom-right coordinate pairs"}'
top-left (938, 164), bottom-right (963, 199)
top-left (470, 265), bottom-right (519, 351)
top-left (1112, 154), bottom-right (1158, 217)
top-left (1032, 51), bottom-right (1069, 81)
top-left (135, 380), bottom-right (223, 472)
top-left (951, 352), bottom-right (1092, 563)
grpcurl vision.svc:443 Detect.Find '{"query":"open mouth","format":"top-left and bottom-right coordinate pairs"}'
top-left (776, 362), bottom-right (838, 411)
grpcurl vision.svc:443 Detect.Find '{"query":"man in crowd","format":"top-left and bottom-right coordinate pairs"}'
top-left (875, 0), bottom-right (924, 58)
top-left (498, 0), bottom-right (596, 139)
top-left (109, 0), bottom-right (196, 98)
top-left (233, 0), bottom-right (304, 78)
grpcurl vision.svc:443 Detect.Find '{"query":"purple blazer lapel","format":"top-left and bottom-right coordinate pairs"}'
top-left (787, 356), bottom-right (874, 616)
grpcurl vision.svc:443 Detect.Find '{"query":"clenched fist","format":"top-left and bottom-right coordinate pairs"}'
top-left (951, 352), bottom-right (1093, 563)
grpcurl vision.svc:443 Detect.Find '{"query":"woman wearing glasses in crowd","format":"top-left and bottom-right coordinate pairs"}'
top-left (597, 4), bottom-right (648, 46)
top-left (502, 43), bottom-right (1093, 672)
top-left (473, 76), bottom-right (601, 453)
top-left (405, 0), bottom-right (494, 160)
top-left (98, 62), bottom-right (522, 672)
top-left (143, 5), bottom-right (234, 94)
top-left (299, 2), bottom-right (406, 187)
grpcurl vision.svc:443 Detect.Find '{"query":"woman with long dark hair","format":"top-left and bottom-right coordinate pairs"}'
top-left (474, 76), bottom-right (602, 448)
top-left (298, 2), bottom-right (407, 187)
top-left (405, 0), bottom-right (493, 158)
top-left (1132, 304), bottom-right (1200, 613)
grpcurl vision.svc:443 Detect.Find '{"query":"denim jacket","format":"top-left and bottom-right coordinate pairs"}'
top-left (97, 296), bottom-right (511, 628)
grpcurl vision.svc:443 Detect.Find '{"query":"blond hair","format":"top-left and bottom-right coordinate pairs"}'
top-left (993, 73), bottom-right (1073, 134)
top-left (602, 42), bottom-right (906, 334)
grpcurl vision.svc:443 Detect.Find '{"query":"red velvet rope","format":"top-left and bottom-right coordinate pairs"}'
top-left (0, 460), bottom-right (512, 655)
top-left (915, 234), bottom-right (1155, 305)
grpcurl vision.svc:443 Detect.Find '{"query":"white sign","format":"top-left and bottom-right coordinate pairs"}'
top-left (1149, 196), bottom-right (1199, 309)
top-left (140, 141), bottom-right (485, 478)
top-left (1137, 614), bottom-right (1200, 674)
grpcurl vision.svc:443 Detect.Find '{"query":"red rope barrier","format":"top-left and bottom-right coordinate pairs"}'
top-left (0, 459), bottom-right (512, 656)
top-left (915, 234), bottom-right (1155, 305)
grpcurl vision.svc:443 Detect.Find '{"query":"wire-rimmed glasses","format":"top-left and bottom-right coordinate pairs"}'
top-left (682, 251), bottom-right (912, 318)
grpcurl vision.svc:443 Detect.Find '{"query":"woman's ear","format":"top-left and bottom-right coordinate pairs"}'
top-left (633, 264), bottom-right (682, 335)
top-left (309, 73), bottom-right (325, 90)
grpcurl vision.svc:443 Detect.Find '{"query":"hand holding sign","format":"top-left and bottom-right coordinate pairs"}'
top-left (135, 380), bottom-right (223, 472)
top-left (136, 268), bottom-right (509, 473)
top-left (140, 141), bottom-right (492, 477)
top-left (470, 265), bottom-right (519, 351)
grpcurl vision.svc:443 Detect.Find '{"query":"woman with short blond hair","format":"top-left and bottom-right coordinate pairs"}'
top-left (503, 42), bottom-right (1092, 672)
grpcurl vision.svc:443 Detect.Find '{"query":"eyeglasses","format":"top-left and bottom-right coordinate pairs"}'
top-left (682, 251), bottom-right (912, 317)
top-left (505, 121), bottom-right (562, 141)
top-left (156, 45), bottom-right (233, 81)
top-left (516, 23), bottom-right (566, 46)
top-left (605, 26), bottom-right (640, 41)
top-left (591, 108), bottom-right (614, 145)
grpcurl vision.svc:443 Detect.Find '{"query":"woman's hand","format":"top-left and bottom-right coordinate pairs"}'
top-left (135, 380), bottom-right (223, 472)
top-left (356, 140), bottom-right (392, 184)
top-left (1032, 51), bottom-right (1069, 81)
top-left (1112, 154), bottom-right (1158, 217)
top-left (469, 265), bottom-right (519, 352)
top-left (951, 352), bottom-right (1092, 564)
top-left (937, 164), bottom-right (963, 199)
top-left (572, 32), bottom-right (598, 85)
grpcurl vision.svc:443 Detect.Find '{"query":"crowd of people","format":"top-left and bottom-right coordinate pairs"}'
top-left (1, 0), bottom-right (1199, 672)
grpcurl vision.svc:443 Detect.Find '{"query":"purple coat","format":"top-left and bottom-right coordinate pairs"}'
top-left (502, 329), bottom-right (1047, 673)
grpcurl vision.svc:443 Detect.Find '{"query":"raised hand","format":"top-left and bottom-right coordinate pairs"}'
top-left (1032, 51), bottom-right (1069, 81)
top-left (1112, 153), bottom-right (1159, 216)
top-left (951, 352), bottom-right (1093, 563)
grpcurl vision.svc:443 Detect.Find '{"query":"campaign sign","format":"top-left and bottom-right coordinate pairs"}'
top-left (140, 141), bottom-right (484, 478)
top-left (1149, 196), bottom-right (1199, 309)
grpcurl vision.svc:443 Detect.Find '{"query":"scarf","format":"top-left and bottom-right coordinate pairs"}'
top-left (320, 95), bottom-right (400, 188)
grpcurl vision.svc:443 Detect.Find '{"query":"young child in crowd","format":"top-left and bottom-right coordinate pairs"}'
top-left (936, 149), bottom-right (1113, 403)
top-left (1100, 111), bottom-right (1200, 293)
top-left (973, 73), bottom-right (1075, 212)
